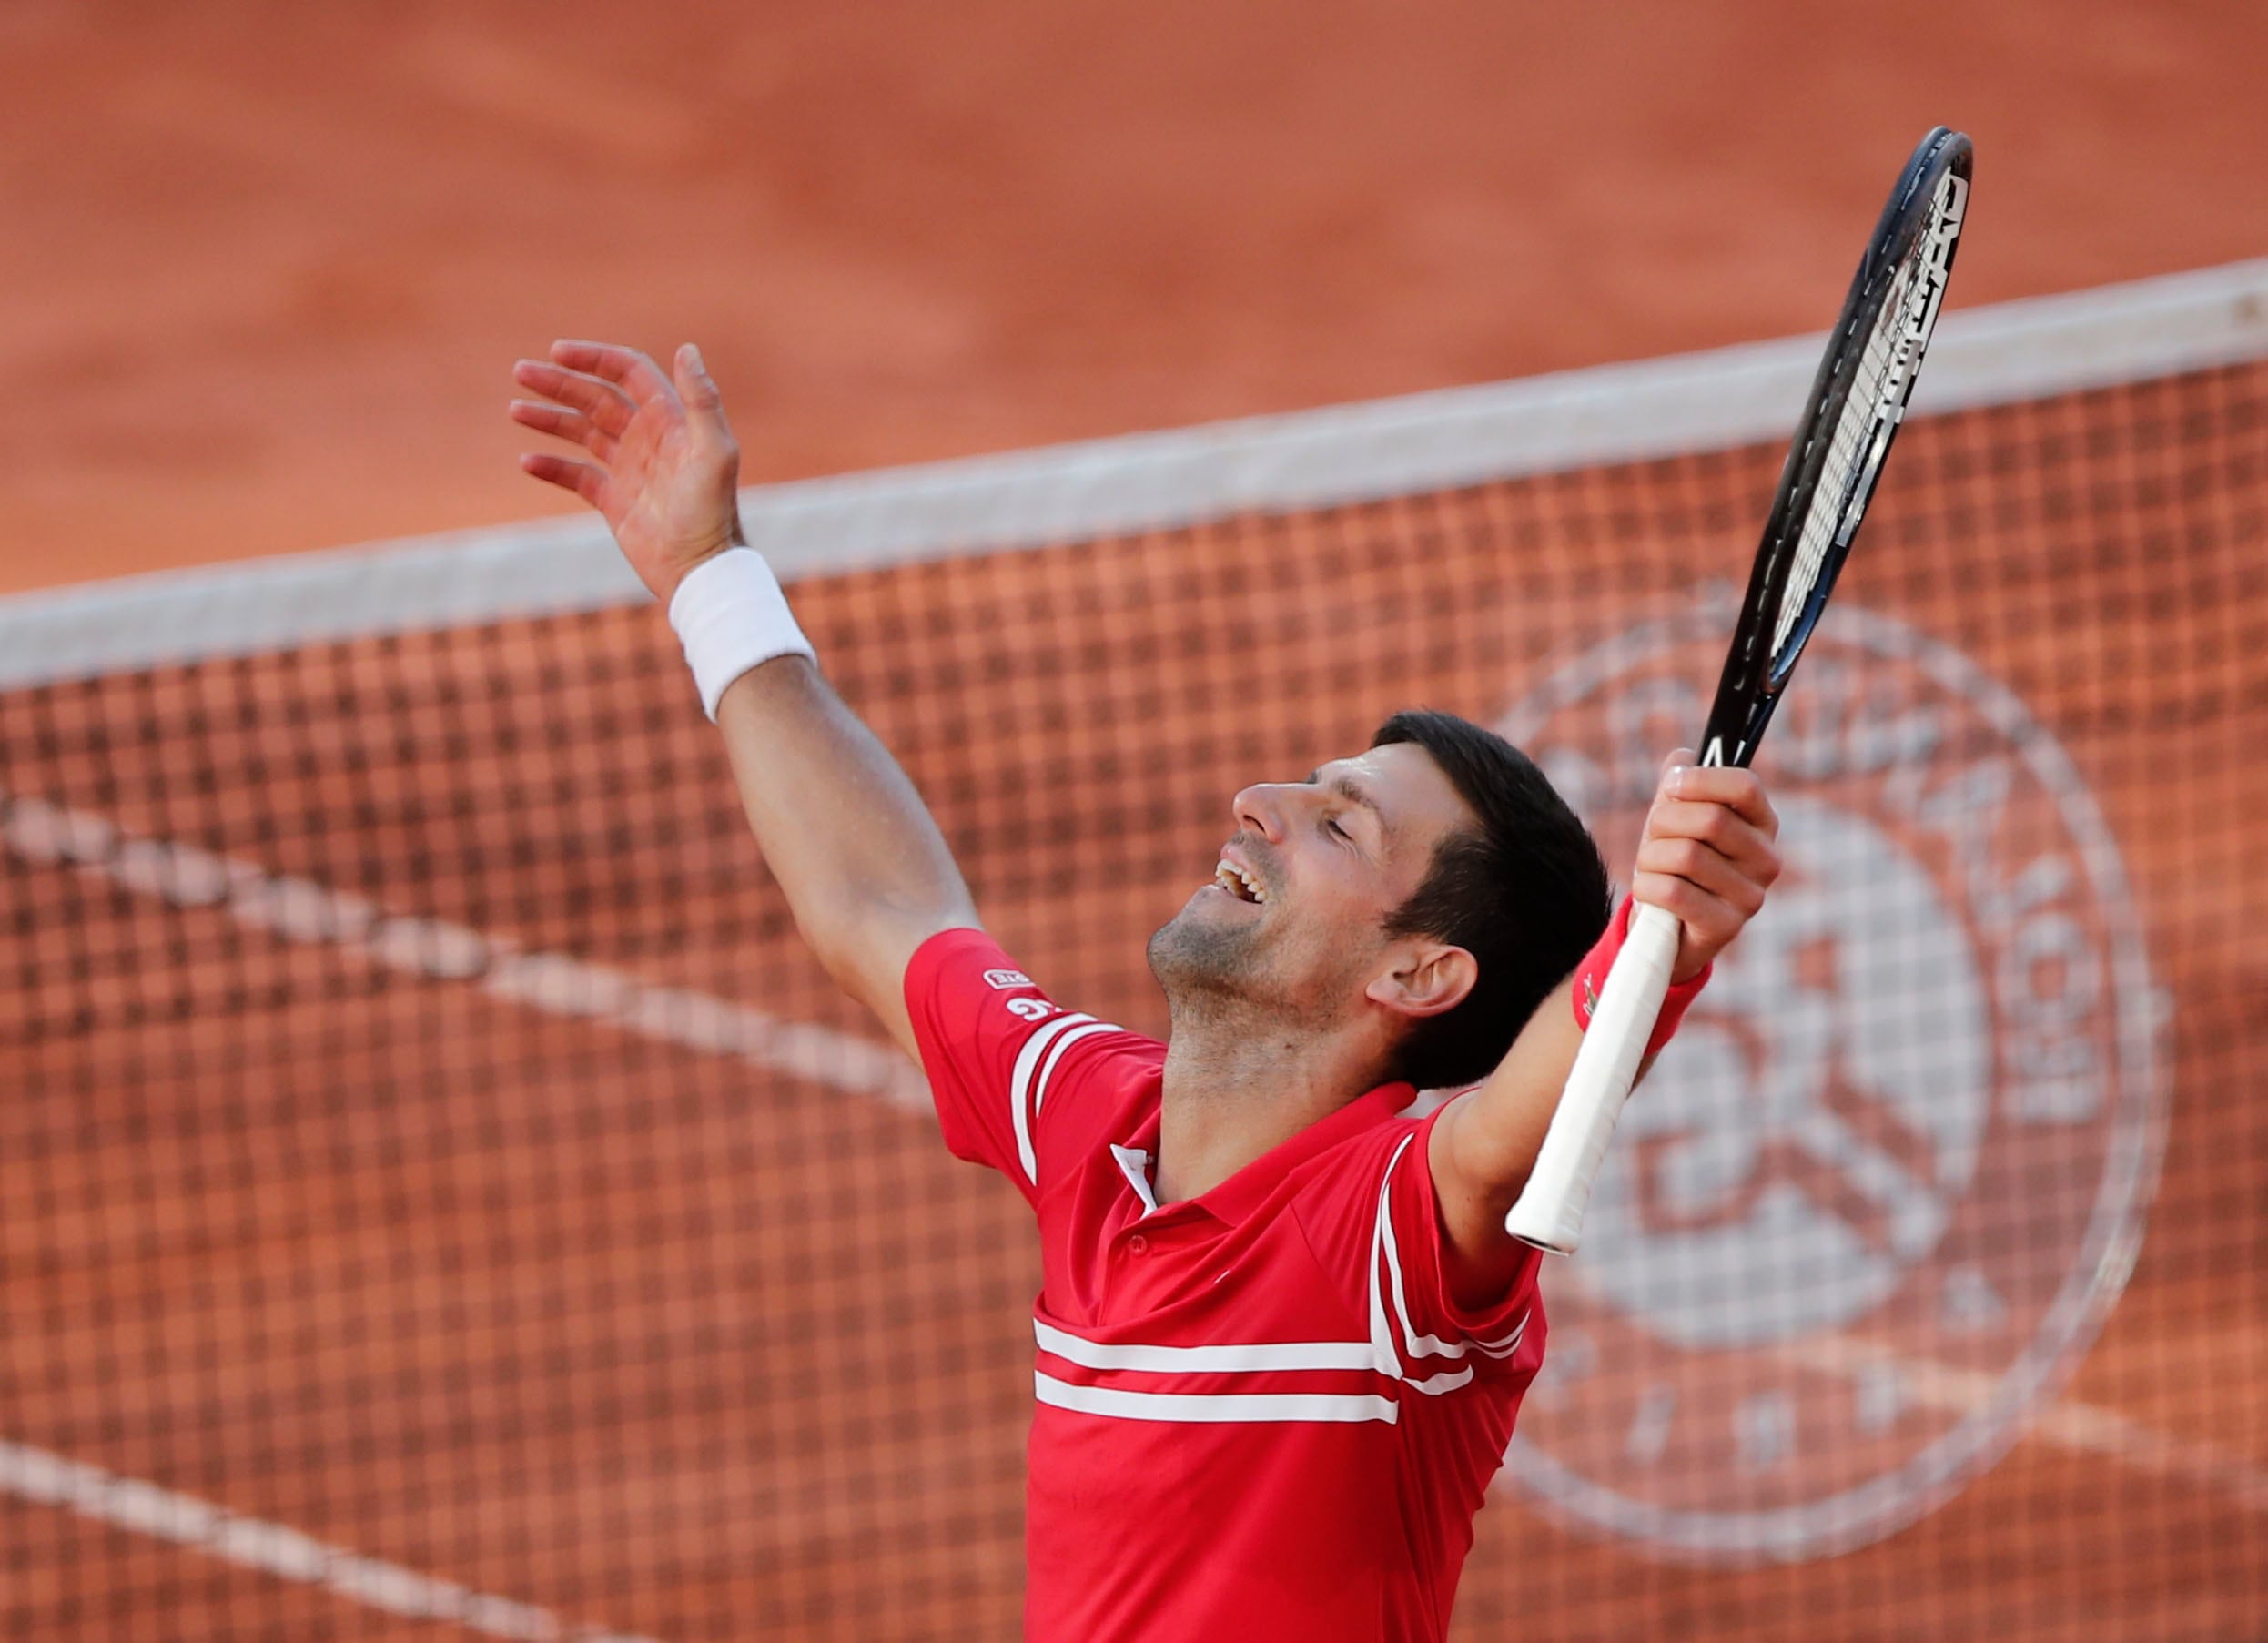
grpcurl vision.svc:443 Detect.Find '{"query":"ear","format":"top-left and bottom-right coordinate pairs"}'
top-left (1362, 941), bottom-right (1478, 1021)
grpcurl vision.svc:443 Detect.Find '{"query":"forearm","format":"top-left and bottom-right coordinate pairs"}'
top-left (1432, 979), bottom-right (1586, 1224)
top-left (508, 340), bottom-right (980, 1044)
top-left (714, 655), bottom-right (977, 1052)
top-left (1429, 978), bottom-right (1664, 1305)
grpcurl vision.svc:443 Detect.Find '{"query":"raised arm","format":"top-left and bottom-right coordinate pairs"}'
top-left (1426, 752), bottom-right (1780, 1306)
top-left (511, 340), bottom-right (977, 1057)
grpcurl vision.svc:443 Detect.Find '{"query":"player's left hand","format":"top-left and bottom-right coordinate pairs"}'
top-left (1632, 747), bottom-right (1782, 984)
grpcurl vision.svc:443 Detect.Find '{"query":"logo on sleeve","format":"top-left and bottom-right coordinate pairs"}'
top-left (982, 968), bottom-right (1035, 990)
top-left (1496, 598), bottom-right (2166, 1564)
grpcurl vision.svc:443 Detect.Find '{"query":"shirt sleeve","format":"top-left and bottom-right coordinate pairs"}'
top-left (902, 928), bottom-right (1158, 1204)
top-left (1362, 1111), bottom-right (1544, 1389)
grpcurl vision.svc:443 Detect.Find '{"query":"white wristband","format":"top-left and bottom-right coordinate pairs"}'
top-left (666, 548), bottom-right (817, 720)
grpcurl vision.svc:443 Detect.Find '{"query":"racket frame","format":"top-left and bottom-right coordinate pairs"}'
top-left (1702, 127), bottom-right (1973, 773)
top-left (1505, 127), bottom-right (1974, 1257)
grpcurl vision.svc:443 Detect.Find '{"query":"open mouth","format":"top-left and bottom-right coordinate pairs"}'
top-left (1213, 859), bottom-right (1268, 905)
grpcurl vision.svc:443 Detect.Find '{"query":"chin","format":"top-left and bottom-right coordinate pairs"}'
top-left (1147, 900), bottom-right (1264, 999)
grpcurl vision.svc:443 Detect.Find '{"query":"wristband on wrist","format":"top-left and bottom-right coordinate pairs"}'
top-left (1569, 896), bottom-right (1711, 1057)
top-left (667, 547), bottom-right (817, 720)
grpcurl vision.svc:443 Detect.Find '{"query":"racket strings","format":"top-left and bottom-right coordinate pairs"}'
top-left (1768, 155), bottom-right (1969, 666)
top-left (1767, 256), bottom-right (1916, 660)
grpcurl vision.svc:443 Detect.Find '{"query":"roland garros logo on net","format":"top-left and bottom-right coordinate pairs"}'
top-left (1497, 598), bottom-right (2166, 1563)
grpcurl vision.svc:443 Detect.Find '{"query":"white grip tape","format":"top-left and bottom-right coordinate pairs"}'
top-left (1504, 900), bottom-right (1683, 1256)
top-left (667, 548), bottom-right (816, 720)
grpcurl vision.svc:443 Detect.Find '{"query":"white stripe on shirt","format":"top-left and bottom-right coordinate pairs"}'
top-left (1036, 1320), bottom-right (1376, 1374)
top-left (1031, 1021), bottom-right (1120, 1132)
top-left (1367, 1133), bottom-right (1530, 1391)
top-left (1035, 1372), bottom-right (1398, 1425)
top-left (1008, 1012), bottom-right (1096, 1182)
top-left (1025, 1130), bottom-right (1529, 1428)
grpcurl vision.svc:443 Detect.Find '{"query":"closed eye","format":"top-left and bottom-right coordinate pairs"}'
top-left (1304, 766), bottom-right (1380, 851)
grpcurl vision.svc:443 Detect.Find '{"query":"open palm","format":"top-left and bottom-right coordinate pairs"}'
top-left (511, 340), bottom-right (744, 603)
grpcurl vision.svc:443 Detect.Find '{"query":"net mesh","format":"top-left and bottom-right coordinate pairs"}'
top-left (2, 341), bottom-right (2263, 1639)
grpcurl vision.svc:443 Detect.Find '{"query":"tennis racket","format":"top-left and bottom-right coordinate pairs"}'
top-left (1505, 127), bottom-right (1973, 1257)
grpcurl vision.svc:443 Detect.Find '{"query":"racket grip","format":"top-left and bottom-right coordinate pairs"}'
top-left (1504, 900), bottom-right (1684, 1256)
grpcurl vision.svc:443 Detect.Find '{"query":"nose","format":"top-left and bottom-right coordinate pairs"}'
top-left (1231, 782), bottom-right (1300, 842)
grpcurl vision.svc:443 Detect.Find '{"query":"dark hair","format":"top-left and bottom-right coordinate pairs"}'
top-left (1372, 709), bottom-right (1614, 1090)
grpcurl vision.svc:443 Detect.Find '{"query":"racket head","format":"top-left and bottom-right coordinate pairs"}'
top-left (1701, 127), bottom-right (1973, 769)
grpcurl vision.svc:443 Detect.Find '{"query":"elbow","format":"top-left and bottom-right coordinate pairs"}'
top-left (798, 895), bottom-right (974, 1009)
top-left (799, 908), bottom-right (880, 997)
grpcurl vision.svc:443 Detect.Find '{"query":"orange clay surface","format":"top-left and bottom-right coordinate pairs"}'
top-left (0, 0), bottom-right (2263, 595)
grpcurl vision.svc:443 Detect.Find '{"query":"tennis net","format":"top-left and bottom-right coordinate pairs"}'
top-left (3, 260), bottom-right (2263, 1640)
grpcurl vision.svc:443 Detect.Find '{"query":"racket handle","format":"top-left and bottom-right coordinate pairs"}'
top-left (1505, 899), bottom-right (1684, 1256)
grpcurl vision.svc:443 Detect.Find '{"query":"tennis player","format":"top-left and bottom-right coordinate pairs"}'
top-left (511, 340), bottom-right (1781, 1642)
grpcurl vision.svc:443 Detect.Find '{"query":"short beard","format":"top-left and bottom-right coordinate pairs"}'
top-left (1145, 903), bottom-right (1352, 1038)
top-left (1146, 905), bottom-right (1265, 1021)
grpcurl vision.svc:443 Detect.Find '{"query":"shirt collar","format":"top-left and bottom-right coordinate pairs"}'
top-left (1119, 1081), bottom-right (1414, 1226)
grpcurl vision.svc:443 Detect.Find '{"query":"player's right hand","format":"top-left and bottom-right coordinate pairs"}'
top-left (511, 340), bottom-right (744, 603)
top-left (1631, 746), bottom-right (1781, 984)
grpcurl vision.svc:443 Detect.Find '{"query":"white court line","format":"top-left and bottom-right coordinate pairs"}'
top-left (0, 791), bottom-right (930, 1115)
top-left (1784, 1334), bottom-right (2268, 1513)
top-left (0, 1440), bottom-right (659, 1641)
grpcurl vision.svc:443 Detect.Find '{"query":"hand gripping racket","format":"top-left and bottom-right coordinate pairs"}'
top-left (1505, 127), bottom-right (1973, 1256)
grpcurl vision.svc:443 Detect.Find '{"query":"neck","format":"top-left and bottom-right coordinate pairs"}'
top-left (1153, 999), bottom-right (1385, 1204)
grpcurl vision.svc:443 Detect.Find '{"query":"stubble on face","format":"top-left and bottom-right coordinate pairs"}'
top-left (1146, 898), bottom-right (1262, 1014)
top-left (1146, 889), bottom-right (1368, 1040)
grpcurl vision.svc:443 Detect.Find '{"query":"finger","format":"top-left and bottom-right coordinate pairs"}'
top-left (1633, 832), bottom-right (1770, 916)
top-left (673, 342), bottom-right (737, 450)
top-left (508, 399), bottom-right (618, 459)
top-left (1644, 797), bottom-right (1782, 883)
top-left (1633, 867), bottom-right (1741, 930)
top-left (519, 451), bottom-right (609, 507)
top-left (1665, 763), bottom-right (1777, 834)
top-left (549, 340), bottom-right (676, 407)
top-left (512, 360), bottom-right (636, 436)
top-left (1631, 870), bottom-right (1743, 973)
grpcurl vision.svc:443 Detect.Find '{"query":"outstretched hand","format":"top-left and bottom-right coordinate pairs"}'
top-left (511, 340), bottom-right (744, 603)
top-left (1633, 747), bottom-right (1782, 982)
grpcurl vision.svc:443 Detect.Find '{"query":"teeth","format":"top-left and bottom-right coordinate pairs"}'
top-left (1214, 859), bottom-right (1267, 904)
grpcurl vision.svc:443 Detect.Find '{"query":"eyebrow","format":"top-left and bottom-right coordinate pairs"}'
top-left (1304, 768), bottom-right (1389, 831)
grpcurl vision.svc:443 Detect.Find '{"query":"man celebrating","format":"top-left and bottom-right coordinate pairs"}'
top-left (511, 340), bottom-right (1781, 1641)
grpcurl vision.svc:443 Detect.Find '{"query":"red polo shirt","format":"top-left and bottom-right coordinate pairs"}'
top-left (905, 928), bottom-right (1545, 1643)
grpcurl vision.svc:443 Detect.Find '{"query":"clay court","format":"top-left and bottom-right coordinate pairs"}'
top-left (2, 3), bottom-right (2264, 1639)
